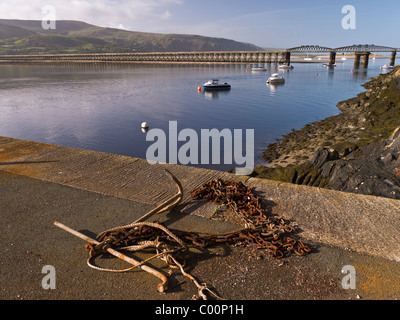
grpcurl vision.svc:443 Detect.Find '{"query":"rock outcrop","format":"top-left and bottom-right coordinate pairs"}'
top-left (256, 67), bottom-right (400, 200)
top-left (312, 126), bottom-right (400, 199)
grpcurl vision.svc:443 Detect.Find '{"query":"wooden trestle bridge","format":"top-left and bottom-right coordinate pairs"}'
top-left (0, 44), bottom-right (397, 67)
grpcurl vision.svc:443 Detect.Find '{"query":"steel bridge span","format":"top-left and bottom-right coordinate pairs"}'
top-left (287, 44), bottom-right (399, 67)
top-left (0, 44), bottom-right (398, 67)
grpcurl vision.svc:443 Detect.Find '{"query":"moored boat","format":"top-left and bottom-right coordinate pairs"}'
top-left (251, 66), bottom-right (267, 72)
top-left (266, 73), bottom-right (285, 84)
top-left (202, 79), bottom-right (231, 90)
top-left (278, 64), bottom-right (294, 70)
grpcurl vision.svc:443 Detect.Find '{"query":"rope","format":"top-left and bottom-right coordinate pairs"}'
top-left (85, 220), bottom-right (226, 299)
top-left (96, 221), bottom-right (187, 249)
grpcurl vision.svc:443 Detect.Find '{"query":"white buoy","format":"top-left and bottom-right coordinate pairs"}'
top-left (141, 122), bottom-right (148, 129)
top-left (141, 122), bottom-right (149, 133)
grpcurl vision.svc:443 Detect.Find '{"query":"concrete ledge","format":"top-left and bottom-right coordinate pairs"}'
top-left (246, 178), bottom-right (400, 262)
top-left (1, 136), bottom-right (400, 262)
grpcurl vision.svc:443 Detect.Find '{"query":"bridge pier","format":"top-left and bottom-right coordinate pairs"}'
top-left (390, 51), bottom-right (397, 67)
top-left (354, 53), bottom-right (361, 68)
top-left (354, 52), bottom-right (370, 68)
top-left (329, 52), bottom-right (336, 65)
top-left (284, 51), bottom-right (291, 66)
top-left (361, 52), bottom-right (370, 67)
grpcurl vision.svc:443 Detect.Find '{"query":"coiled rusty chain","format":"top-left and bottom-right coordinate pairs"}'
top-left (95, 178), bottom-right (310, 260)
top-left (188, 178), bottom-right (311, 258)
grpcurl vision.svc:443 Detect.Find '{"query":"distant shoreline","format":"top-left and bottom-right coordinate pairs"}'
top-left (0, 59), bottom-right (333, 65)
top-left (0, 59), bottom-right (353, 65)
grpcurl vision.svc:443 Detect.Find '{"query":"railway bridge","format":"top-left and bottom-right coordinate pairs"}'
top-left (0, 50), bottom-right (288, 64)
top-left (0, 44), bottom-right (397, 67)
top-left (287, 44), bottom-right (398, 68)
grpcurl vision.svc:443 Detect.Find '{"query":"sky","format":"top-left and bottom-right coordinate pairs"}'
top-left (0, 0), bottom-right (399, 49)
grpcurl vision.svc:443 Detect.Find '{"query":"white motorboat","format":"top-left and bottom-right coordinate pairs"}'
top-left (251, 66), bottom-right (267, 72)
top-left (202, 79), bottom-right (231, 90)
top-left (382, 64), bottom-right (394, 69)
top-left (304, 54), bottom-right (312, 61)
top-left (278, 64), bottom-right (294, 70)
top-left (267, 73), bottom-right (285, 84)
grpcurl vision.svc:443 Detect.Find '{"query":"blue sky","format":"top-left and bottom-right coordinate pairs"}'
top-left (0, 0), bottom-right (399, 49)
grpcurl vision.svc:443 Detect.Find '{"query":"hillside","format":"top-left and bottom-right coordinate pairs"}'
top-left (0, 23), bottom-right (37, 40)
top-left (0, 19), bottom-right (262, 55)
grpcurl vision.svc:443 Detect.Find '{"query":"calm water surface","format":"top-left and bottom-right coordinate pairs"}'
top-left (0, 59), bottom-right (391, 171)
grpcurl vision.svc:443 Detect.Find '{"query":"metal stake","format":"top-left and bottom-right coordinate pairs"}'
top-left (53, 221), bottom-right (168, 293)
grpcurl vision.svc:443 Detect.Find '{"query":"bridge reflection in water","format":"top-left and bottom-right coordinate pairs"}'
top-left (0, 44), bottom-right (397, 68)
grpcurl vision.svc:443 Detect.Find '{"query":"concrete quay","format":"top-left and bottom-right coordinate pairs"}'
top-left (1, 136), bottom-right (400, 300)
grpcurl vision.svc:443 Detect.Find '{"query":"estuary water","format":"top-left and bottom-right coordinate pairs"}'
top-left (0, 59), bottom-right (392, 172)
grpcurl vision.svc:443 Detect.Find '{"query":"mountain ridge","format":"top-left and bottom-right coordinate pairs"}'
top-left (0, 19), bottom-right (263, 55)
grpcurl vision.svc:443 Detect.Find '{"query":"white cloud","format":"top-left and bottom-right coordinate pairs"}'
top-left (0, 0), bottom-right (181, 29)
top-left (161, 10), bottom-right (172, 20)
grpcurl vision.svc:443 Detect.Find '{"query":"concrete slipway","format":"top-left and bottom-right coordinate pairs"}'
top-left (1, 136), bottom-right (400, 301)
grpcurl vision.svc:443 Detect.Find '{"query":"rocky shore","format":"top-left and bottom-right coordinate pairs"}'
top-left (254, 67), bottom-right (400, 199)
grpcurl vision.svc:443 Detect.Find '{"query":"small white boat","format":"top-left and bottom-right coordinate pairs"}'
top-left (202, 79), bottom-right (231, 90)
top-left (278, 64), bottom-right (294, 70)
top-left (304, 57), bottom-right (312, 61)
top-left (382, 64), bottom-right (394, 69)
top-left (251, 66), bottom-right (267, 72)
top-left (267, 73), bottom-right (285, 84)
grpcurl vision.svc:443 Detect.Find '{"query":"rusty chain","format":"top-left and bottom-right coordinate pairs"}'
top-left (94, 178), bottom-right (311, 262)
top-left (188, 178), bottom-right (311, 258)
